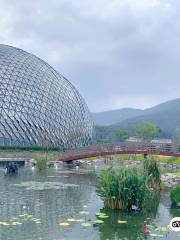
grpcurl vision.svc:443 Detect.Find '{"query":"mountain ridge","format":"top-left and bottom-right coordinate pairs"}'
top-left (92, 98), bottom-right (180, 126)
top-left (93, 98), bottom-right (180, 141)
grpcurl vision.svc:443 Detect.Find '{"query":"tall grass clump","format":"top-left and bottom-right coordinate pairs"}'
top-left (143, 157), bottom-right (161, 189)
top-left (170, 185), bottom-right (180, 207)
top-left (96, 167), bottom-right (151, 211)
top-left (36, 156), bottom-right (47, 171)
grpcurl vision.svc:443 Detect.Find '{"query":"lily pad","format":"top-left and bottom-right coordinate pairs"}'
top-left (154, 226), bottom-right (169, 232)
top-left (67, 218), bottom-right (76, 222)
top-left (95, 212), bottom-right (101, 216)
top-left (59, 222), bottom-right (70, 227)
top-left (98, 215), bottom-right (109, 219)
top-left (79, 211), bottom-right (89, 215)
top-left (0, 222), bottom-right (9, 226)
top-left (149, 233), bottom-right (163, 237)
top-left (118, 220), bottom-right (127, 224)
top-left (0, 222), bottom-right (11, 226)
top-left (94, 219), bottom-right (104, 224)
top-left (12, 181), bottom-right (79, 191)
top-left (81, 222), bottom-right (91, 227)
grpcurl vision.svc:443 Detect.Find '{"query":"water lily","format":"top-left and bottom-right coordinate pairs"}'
top-left (96, 212), bottom-right (108, 216)
top-left (97, 215), bottom-right (109, 219)
top-left (149, 233), bottom-right (163, 237)
top-left (11, 221), bottom-right (23, 225)
top-left (75, 219), bottom-right (84, 222)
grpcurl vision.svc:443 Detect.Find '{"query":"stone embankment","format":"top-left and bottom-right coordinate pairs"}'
top-left (161, 173), bottom-right (180, 187)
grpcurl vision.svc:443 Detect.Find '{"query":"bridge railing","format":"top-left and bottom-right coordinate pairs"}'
top-left (59, 142), bottom-right (180, 159)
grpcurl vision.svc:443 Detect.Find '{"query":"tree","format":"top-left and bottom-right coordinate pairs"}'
top-left (115, 129), bottom-right (130, 141)
top-left (136, 122), bottom-right (162, 140)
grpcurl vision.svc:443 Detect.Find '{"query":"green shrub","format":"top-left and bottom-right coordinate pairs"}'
top-left (0, 146), bottom-right (60, 152)
top-left (170, 185), bottom-right (180, 207)
top-left (96, 167), bottom-right (151, 210)
top-left (36, 156), bottom-right (47, 171)
top-left (143, 157), bottom-right (161, 189)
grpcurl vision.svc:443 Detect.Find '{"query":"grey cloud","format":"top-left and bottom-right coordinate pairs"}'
top-left (0, 0), bottom-right (180, 111)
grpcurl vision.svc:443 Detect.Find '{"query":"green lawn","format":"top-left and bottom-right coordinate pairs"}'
top-left (119, 154), bottom-right (180, 164)
top-left (86, 154), bottom-right (180, 164)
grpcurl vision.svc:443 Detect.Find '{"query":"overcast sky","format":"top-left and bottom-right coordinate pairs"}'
top-left (0, 0), bottom-right (180, 112)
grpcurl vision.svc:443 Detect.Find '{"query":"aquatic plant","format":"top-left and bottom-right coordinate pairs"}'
top-left (0, 210), bottom-right (42, 227)
top-left (12, 181), bottom-right (79, 191)
top-left (96, 167), bottom-right (150, 210)
top-left (36, 156), bottom-right (47, 171)
top-left (117, 220), bottom-right (127, 224)
top-left (81, 222), bottom-right (91, 227)
top-left (94, 219), bottom-right (104, 224)
top-left (59, 222), bottom-right (70, 227)
top-left (170, 185), bottom-right (180, 207)
top-left (143, 157), bottom-right (161, 189)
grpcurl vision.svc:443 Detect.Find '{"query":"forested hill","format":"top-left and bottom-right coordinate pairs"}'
top-left (93, 98), bottom-right (180, 141)
top-left (92, 108), bottom-right (142, 126)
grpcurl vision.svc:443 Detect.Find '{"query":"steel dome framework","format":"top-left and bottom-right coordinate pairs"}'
top-left (0, 44), bottom-right (93, 148)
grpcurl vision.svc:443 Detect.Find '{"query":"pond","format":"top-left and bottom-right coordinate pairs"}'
top-left (0, 163), bottom-right (179, 240)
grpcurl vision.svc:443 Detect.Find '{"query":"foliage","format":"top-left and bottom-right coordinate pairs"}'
top-left (96, 167), bottom-right (151, 210)
top-left (35, 155), bottom-right (60, 171)
top-left (36, 156), bottom-right (47, 171)
top-left (115, 129), bottom-right (130, 141)
top-left (116, 154), bottom-right (180, 164)
top-left (136, 122), bottom-right (162, 140)
top-left (170, 185), bottom-right (180, 207)
top-left (0, 146), bottom-right (60, 152)
top-left (143, 157), bottom-right (161, 189)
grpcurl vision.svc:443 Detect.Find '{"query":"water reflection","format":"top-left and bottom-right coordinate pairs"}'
top-left (95, 194), bottom-right (160, 240)
top-left (0, 167), bottom-right (94, 240)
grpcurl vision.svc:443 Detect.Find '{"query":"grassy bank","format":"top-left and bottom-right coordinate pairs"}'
top-left (118, 154), bottom-right (180, 164)
top-left (86, 154), bottom-right (180, 164)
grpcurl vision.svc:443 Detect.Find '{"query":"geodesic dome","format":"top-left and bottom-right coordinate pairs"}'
top-left (0, 44), bottom-right (93, 148)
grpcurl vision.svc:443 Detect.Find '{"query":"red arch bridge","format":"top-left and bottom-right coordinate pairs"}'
top-left (59, 142), bottom-right (180, 162)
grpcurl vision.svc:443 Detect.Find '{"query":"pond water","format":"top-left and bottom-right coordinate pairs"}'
top-left (0, 163), bottom-right (179, 240)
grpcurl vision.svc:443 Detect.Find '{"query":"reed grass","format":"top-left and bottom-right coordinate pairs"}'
top-left (170, 185), bottom-right (180, 207)
top-left (143, 157), bottom-right (161, 189)
top-left (96, 167), bottom-right (151, 210)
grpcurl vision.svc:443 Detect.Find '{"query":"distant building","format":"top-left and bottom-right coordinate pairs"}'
top-left (151, 139), bottom-right (172, 144)
top-left (126, 137), bottom-right (142, 143)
